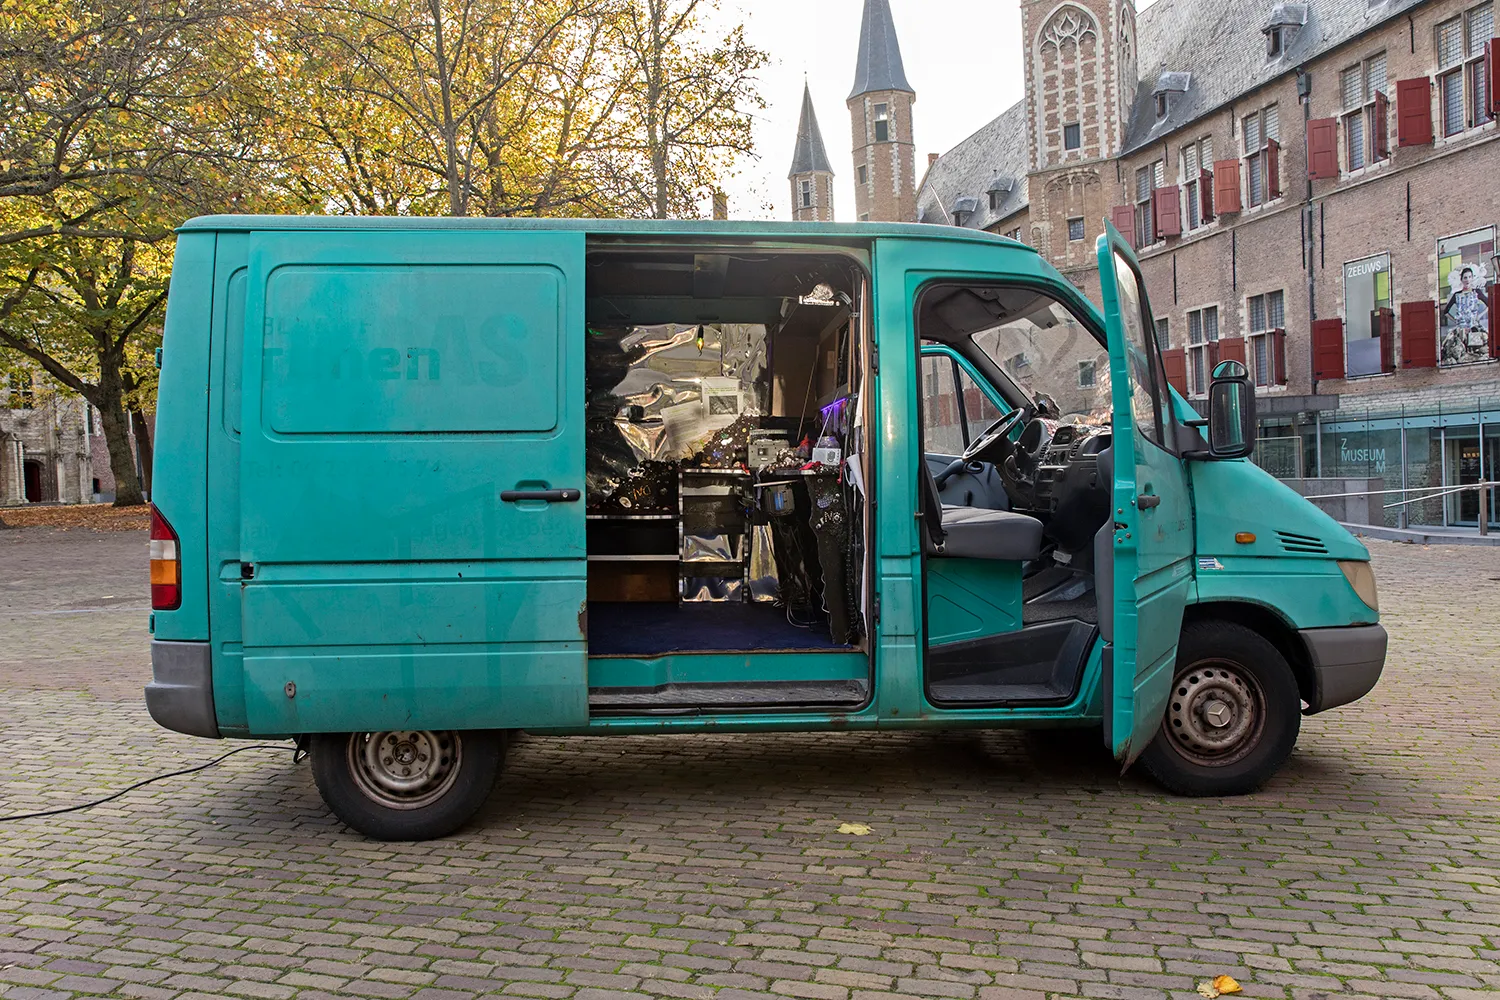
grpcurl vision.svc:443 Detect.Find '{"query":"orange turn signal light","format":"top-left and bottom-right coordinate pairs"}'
top-left (1235, 532), bottom-right (1257, 544)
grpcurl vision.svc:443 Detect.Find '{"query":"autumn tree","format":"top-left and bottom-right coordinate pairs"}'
top-left (0, 0), bottom-right (276, 504)
top-left (276, 0), bottom-right (629, 218)
top-left (606, 0), bottom-right (766, 219)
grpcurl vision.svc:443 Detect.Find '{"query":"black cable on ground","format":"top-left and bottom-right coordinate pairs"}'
top-left (0, 743), bottom-right (294, 823)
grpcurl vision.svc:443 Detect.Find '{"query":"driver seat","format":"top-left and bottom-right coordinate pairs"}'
top-left (922, 462), bottom-right (1043, 562)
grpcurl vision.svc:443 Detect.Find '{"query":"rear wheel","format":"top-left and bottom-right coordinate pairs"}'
top-left (311, 729), bottom-right (506, 840)
top-left (1139, 620), bottom-right (1300, 796)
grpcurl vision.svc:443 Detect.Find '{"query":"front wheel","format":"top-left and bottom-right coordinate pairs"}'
top-left (311, 729), bottom-right (506, 840)
top-left (1139, 621), bottom-right (1301, 797)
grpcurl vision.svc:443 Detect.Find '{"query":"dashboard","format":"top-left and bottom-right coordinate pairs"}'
top-left (1005, 419), bottom-right (1113, 552)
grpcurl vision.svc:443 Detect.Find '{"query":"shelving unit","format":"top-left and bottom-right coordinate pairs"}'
top-left (679, 468), bottom-right (751, 602)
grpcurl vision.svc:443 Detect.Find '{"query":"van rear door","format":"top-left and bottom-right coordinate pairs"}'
top-left (1096, 223), bottom-right (1195, 766)
top-left (236, 229), bottom-right (588, 735)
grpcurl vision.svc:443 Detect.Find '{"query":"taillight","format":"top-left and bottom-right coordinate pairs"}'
top-left (150, 504), bottom-right (181, 610)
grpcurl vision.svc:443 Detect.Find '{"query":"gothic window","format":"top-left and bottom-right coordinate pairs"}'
top-left (1067, 217), bottom-right (1085, 241)
top-left (1036, 5), bottom-right (1100, 164)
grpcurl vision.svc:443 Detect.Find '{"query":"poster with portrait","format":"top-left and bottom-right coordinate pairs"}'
top-left (1437, 227), bottom-right (1494, 367)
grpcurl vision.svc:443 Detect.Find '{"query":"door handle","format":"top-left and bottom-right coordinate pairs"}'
top-left (501, 488), bottom-right (581, 503)
top-left (1137, 493), bottom-right (1161, 509)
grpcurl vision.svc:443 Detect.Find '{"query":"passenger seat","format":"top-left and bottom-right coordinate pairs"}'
top-left (920, 460), bottom-right (1043, 562)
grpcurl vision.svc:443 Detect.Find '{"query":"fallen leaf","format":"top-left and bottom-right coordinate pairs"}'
top-left (1196, 975), bottom-right (1242, 998)
top-left (837, 822), bottom-right (871, 836)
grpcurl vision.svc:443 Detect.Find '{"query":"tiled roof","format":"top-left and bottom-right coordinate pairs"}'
top-left (848, 0), bottom-right (914, 99)
top-left (916, 100), bottom-right (1029, 230)
top-left (920, 0), bottom-right (1430, 228)
top-left (789, 84), bottom-right (833, 177)
top-left (1121, 0), bottom-right (1426, 154)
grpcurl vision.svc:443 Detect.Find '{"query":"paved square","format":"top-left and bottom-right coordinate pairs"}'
top-left (2, 526), bottom-right (1498, 1000)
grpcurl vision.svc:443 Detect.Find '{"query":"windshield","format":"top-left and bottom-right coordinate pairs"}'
top-left (970, 296), bottom-right (1112, 425)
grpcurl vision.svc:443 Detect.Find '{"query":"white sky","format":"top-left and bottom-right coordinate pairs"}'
top-left (711, 0), bottom-right (1159, 221)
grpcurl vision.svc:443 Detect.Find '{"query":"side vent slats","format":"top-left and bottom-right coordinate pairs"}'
top-left (1277, 530), bottom-right (1328, 554)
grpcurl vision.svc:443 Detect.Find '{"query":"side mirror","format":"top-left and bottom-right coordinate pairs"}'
top-left (1206, 360), bottom-right (1255, 459)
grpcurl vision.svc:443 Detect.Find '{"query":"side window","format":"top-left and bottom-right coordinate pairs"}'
top-left (920, 354), bottom-right (965, 455)
top-left (920, 352), bottom-right (1006, 456)
top-left (1110, 251), bottom-right (1165, 446)
top-left (957, 365), bottom-right (1004, 442)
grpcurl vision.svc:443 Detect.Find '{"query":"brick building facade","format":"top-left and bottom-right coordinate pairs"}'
top-left (897, 0), bottom-right (1496, 527)
top-left (1, 375), bottom-right (146, 505)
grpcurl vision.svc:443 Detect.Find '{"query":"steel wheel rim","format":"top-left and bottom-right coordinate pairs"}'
top-left (347, 731), bottom-right (462, 810)
top-left (1164, 659), bottom-right (1266, 767)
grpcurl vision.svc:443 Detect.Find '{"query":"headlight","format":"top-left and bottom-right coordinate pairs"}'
top-left (1338, 560), bottom-right (1379, 612)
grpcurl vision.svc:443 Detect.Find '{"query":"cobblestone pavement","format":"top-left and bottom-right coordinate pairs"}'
top-left (2, 527), bottom-right (1498, 1000)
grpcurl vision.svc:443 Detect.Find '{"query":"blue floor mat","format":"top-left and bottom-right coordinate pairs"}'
top-left (589, 602), bottom-right (848, 656)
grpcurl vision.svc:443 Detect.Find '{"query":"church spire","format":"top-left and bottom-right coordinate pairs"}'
top-left (788, 82), bottom-right (833, 178)
top-left (789, 82), bottom-right (835, 222)
top-left (849, 0), bottom-right (913, 99)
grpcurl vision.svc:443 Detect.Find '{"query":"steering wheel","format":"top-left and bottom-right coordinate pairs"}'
top-left (961, 405), bottom-right (1031, 463)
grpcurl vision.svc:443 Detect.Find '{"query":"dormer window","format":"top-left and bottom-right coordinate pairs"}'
top-left (1153, 72), bottom-right (1190, 121)
top-left (986, 176), bottom-right (1012, 212)
top-left (1263, 3), bottom-right (1307, 59)
top-left (951, 196), bottom-right (977, 228)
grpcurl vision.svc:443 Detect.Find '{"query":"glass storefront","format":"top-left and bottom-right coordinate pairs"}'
top-left (1297, 398), bottom-right (1500, 529)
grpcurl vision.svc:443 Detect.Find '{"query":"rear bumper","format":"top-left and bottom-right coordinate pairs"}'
top-left (145, 640), bottom-right (221, 738)
top-left (1299, 623), bottom-right (1387, 714)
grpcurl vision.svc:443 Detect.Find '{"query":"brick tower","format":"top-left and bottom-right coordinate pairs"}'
top-left (789, 83), bottom-right (835, 222)
top-left (1021, 0), bottom-right (1136, 283)
top-left (847, 0), bottom-right (916, 223)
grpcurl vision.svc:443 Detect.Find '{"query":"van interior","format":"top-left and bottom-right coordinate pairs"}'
top-left (582, 247), bottom-right (874, 712)
top-left (581, 245), bottom-right (1115, 714)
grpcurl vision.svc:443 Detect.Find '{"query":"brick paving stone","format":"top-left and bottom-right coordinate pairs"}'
top-left (2, 529), bottom-right (1499, 999)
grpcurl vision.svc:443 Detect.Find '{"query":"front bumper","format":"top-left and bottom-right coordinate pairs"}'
top-left (1299, 623), bottom-right (1387, 714)
top-left (145, 640), bottom-right (221, 738)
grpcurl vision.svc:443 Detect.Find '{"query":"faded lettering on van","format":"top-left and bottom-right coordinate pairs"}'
top-left (259, 264), bottom-right (560, 434)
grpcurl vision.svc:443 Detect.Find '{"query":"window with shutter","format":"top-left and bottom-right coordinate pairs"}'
top-left (1488, 38), bottom-right (1500, 119)
top-left (1153, 186), bottom-right (1182, 238)
top-left (1180, 136), bottom-right (1213, 230)
top-left (1243, 105), bottom-right (1280, 205)
top-left (1134, 160), bottom-right (1163, 246)
top-left (1247, 291), bottom-right (1286, 387)
top-left (1312, 319), bottom-right (1346, 381)
top-left (1435, 6), bottom-right (1495, 135)
top-left (1400, 300), bottom-right (1438, 368)
top-left (1186, 306), bottom-right (1220, 395)
top-left (1213, 159), bottom-right (1242, 213)
top-left (1396, 77), bottom-right (1434, 145)
top-left (1307, 118), bottom-right (1339, 179)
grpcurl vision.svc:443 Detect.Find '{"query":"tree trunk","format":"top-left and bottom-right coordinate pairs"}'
top-left (130, 409), bottom-right (154, 498)
top-left (95, 370), bottom-right (144, 507)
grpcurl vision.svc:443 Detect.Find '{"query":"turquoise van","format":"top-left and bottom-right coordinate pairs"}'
top-left (144, 216), bottom-right (1385, 840)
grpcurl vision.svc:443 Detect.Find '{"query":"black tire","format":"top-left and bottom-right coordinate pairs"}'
top-left (1139, 620), bottom-right (1300, 797)
top-left (311, 729), bottom-right (506, 840)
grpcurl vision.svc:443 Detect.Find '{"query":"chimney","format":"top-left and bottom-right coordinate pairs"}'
top-left (928, 153), bottom-right (939, 168)
top-left (712, 190), bottom-right (728, 220)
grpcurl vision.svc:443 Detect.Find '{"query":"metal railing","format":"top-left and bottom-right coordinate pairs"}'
top-left (1301, 482), bottom-right (1499, 536)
